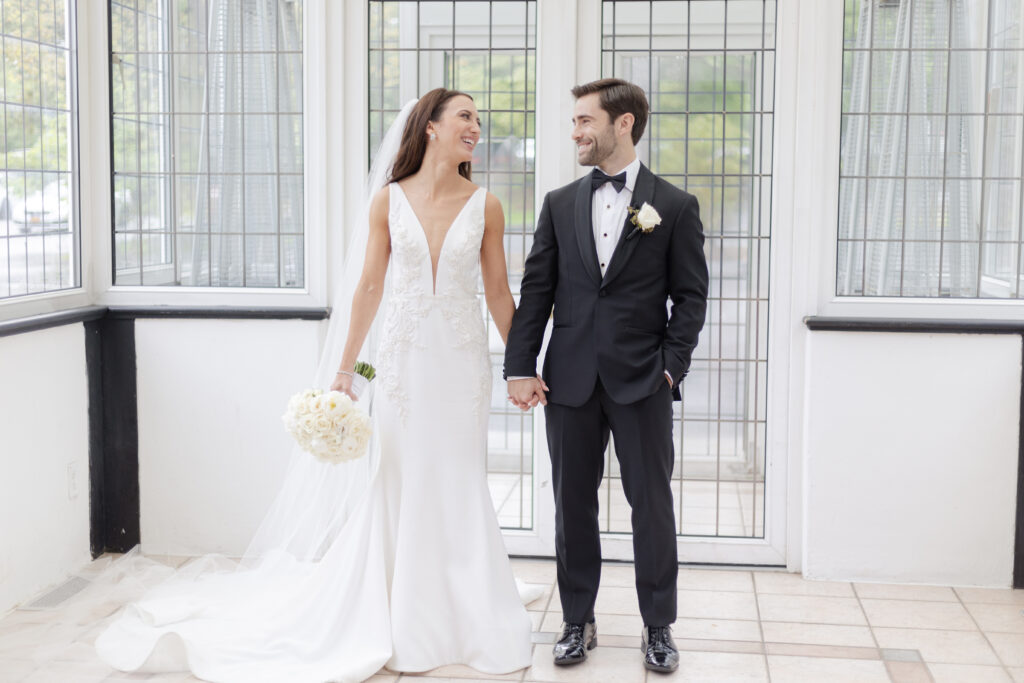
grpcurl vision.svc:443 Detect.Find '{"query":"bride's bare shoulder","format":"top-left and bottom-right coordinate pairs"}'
top-left (368, 185), bottom-right (391, 222)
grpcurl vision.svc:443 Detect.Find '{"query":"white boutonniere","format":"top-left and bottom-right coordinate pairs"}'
top-left (626, 202), bottom-right (661, 239)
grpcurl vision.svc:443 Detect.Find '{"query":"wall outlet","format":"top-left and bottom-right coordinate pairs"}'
top-left (67, 462), bottom-right (79, 500)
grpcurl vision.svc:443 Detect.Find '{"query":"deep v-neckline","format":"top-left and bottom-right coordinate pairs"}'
top-left (395, 183), bottom-right (482, 295)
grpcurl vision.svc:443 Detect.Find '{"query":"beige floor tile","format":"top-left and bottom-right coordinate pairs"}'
top-left (524, 583), bottom-right (555, 613)
top-left (678, 590), bottom-right (759, 621)
top-left (761, 621), bottom-right (875, 647)
top-left (872, 627), bottom-right (1000, 665)
top-left (927, 663), bottom-right (1012, 683)
top-left (539, 612), bottom-right (643, 639)
top-left (102, 672), bottom-right (152, 681)
top-left (966, 603), bottom-right (1024, 634)
top-left (597, 564), bottom-right (638, 588)
top-left (0, 660), bottom-right (36, 683)
top-left (677, 569), bottom-right (753, 593)
top-left (659, 651), bottom-right (768, 681)
top-left (766, 655), bottom-right (890, 683)
top-left (529, 611), bottom-right (544, 631)
top-left (860, 599), bottom-right (976, 630)
top-left (675, 617), bottom-right (763, 643)
top-left (764, 642), bottom-right (880, 660)
top-left (365, 675), bottom-right (401, 683)
top-left (855, 583), bottom-right (958, 602)
top-left (754, 572), bottom-right (854, 597)
top-left (411, 663), bottom-right (522, 680)
top-left (1008, 667), bottom-right (1024, 682)
top-left (756, 594), bottom-right (866, 626)
top-left (21, 660), bottom-right (113, 683)
top-left (674, 638), bottom-right (764, 656)
top-left (524, 643), bottom-right (645, 682)
top-left (988, 632), bottom-right (1024, 667)
top-left (591, 586), bottom-right (640, 616)
top-left (956, 588), bottom-right (1024, 605)
top-left (886, 660), bottom-right (935, 683)
top-left (510, 560), bottom-right (558, 585)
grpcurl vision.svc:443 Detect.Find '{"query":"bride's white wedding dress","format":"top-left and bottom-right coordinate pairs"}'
top-left (94, 183), bottom-right (534, 682)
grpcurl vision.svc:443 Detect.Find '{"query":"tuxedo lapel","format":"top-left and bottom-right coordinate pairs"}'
top-left (574, 177), bottom-right (603, 285)
top-left (601, 163), bottom-right (655, 287)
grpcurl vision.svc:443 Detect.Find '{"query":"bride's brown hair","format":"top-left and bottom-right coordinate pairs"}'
top-left (389, 88), bottom-right (474, 184)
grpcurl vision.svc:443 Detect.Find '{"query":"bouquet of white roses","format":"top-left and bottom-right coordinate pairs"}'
top-left (282, 389), bottom-right (372, 464)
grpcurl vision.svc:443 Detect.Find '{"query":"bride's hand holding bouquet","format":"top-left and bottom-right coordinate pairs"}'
top-left (330, 360), bottom-right (377, 400)
top-left (283, 361), bottom-right (376, 464)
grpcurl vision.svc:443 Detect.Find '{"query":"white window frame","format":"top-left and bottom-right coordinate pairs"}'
top-left (0, 0), bottom-right (91, 322)
top-left (796, 0), bottom-right (1024, 322)
top-left (90, 0), bottom-right (327, 309)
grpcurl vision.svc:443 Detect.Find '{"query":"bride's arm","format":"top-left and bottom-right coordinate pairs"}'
top-left (481, 192), bottom-right (516, 344)
top-left (332, 187), bottom-right (391, 391)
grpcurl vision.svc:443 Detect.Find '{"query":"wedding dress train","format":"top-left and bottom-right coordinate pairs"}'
top-left (94, 183), bottom-right (535, 682)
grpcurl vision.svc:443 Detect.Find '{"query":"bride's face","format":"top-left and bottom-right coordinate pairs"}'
top-left (428, 96), bottom-right (481, 164)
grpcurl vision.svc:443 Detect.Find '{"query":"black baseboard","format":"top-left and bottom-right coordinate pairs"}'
top-left (84, 317), bottom-right (140, 556)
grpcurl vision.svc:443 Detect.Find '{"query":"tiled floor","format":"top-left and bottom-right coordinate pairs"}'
top-left (2, 556), bottom-right (1023, 682)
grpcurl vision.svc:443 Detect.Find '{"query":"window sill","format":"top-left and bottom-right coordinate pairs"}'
top-left (0, 305), bottom-right (330, 338)
top-left (804, 316), bottom-right (1024, 334)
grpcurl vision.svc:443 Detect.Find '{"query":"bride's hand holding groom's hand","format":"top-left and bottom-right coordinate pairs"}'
top-left (507, 375), bottom-right (549, 411)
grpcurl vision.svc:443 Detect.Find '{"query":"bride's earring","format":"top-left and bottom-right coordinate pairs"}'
top-left (429, 133), bottom-right (436, 141)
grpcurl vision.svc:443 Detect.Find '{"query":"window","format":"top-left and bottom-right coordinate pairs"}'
top-left (603, 0), bottom-right (775, 538)
top-left (838, 0), bottom-right (1024, 298)
top-left (110, 0), bottom-right (303, 287)
top-left (369, 0), bottom-right (536, 529)
top-left (1, 0), bottom-right (80, 300)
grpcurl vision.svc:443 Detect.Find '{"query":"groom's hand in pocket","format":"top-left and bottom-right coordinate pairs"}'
top-left (507, 375), bottom-right (549, 410)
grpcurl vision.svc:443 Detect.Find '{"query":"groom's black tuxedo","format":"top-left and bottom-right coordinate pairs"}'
top-left (504, 162), bottom-right (708, 628)
top-left (504, 163), bottom-right (708, 404)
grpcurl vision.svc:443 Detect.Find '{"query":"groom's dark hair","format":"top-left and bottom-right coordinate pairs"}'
top-left (571, 78), bottom-right (649, 145)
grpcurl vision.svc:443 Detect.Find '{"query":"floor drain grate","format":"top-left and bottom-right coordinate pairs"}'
top-left (18, 575), bottom-right (91, 611)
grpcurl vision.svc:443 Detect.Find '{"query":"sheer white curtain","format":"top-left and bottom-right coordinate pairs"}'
top-left (838, 0), bottom-right (993, 297)
top-left (187, 0), bottom-right (303, 286)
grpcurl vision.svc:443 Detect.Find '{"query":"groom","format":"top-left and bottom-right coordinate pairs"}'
top-left (504, 79), bottom-right (708, 673)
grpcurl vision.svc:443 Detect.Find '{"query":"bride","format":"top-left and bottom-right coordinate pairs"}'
top-left (93, 89), bottom-right (541, 682)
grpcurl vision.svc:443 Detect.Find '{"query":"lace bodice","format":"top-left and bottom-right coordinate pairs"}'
top-left (377, 183), bottom-right (491, 418)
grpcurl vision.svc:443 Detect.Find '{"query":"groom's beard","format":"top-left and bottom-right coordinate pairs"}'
top-left (576, 128), bottom-right (616, 166)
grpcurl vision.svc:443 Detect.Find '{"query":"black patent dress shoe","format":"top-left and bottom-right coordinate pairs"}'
top-left (641, 625), bottom-right (679, 673)
top-left (553, 619), bottom-right (597, 666)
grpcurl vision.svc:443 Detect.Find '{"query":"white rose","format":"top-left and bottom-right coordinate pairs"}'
top-left (325, 394), bottom-right (354, 420)
top-left (339, 438), bottom-right (361, 460)
top-left (636, 202), bottom-right (661, 233)
top-left (299, 413), bottom-right (317, 434)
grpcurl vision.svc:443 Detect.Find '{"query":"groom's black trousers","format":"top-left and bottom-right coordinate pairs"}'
top-left (544, 378), bottom-right (678, 627)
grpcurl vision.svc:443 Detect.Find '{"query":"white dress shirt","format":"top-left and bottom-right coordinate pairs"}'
top-left (592, 157), bottom-right (641, 277)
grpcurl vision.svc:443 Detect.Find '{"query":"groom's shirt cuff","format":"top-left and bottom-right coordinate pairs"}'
top-left (507, 376), bottom-right (533, 381)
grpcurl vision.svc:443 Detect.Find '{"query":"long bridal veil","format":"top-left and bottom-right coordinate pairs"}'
top-left (0, 100), bottom-right (420, 680)
top-left (240, 98), bottom-right (420, 563)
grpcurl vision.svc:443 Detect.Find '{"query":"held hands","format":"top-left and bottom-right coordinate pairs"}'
top-left (330, 371), bottom-right (358, 400)
top-left (507, 375), bottom-right (550, 411)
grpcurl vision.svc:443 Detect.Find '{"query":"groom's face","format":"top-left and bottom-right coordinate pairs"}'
top-left (571, 94), bottom-right (618, 167)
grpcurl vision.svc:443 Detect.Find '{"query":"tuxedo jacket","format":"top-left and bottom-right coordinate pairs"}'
top-left (504, 163), bottom-right (709, 407)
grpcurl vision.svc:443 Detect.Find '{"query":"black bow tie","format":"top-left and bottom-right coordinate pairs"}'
top-left (591, 169), bottom-right (627, 193)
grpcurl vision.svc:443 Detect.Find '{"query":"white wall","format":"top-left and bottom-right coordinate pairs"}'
top-left (0, 325), bottom-right (91, 614)
top-left (802, 331), bottom-right (1021, 587)
top-left (135, 319), bottom-right (322, 556)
